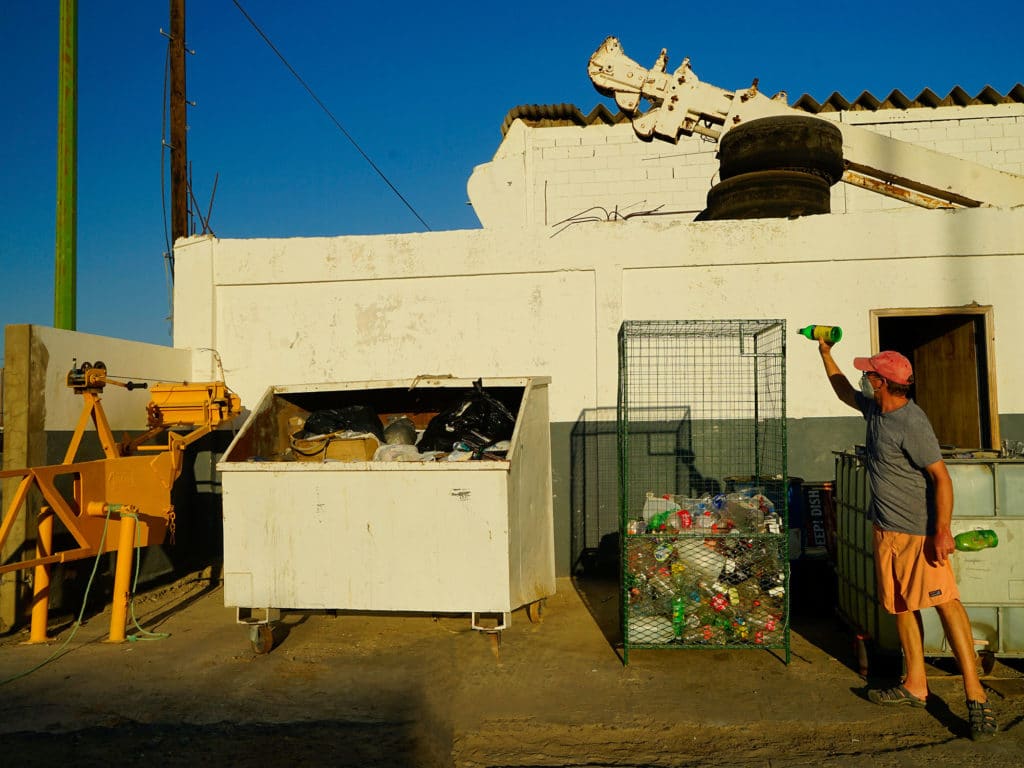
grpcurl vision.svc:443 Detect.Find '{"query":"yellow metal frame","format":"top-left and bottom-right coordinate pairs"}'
top-left (0, 362), bottom-right (241, 642)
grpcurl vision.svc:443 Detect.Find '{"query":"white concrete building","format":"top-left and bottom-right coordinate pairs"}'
top-left (171, 87), bottom-right (1024, 574)
top-left (468, 94), bottom-right (1024, 228)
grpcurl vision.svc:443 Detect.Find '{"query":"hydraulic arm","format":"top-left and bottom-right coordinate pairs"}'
top-left (589, 37), bottom-right (1024, 209)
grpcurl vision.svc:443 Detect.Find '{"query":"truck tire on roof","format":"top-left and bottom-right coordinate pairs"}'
top-left (701, 169), bottom-right (831, 221)
top-left (718, 116), bottom-right (844, 186)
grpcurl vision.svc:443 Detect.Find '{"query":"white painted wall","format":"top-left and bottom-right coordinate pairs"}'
top-left (10, 326), bottom-right (191, 431)
top-left (468, 104), bottom-right (1024, 229)
top-left (173, 206), bottom-right (1024, 426)
top-left (171, 104), bottom-right (1024, 577)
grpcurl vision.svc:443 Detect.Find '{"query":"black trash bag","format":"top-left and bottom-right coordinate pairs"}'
top-left (299, 405), bottom-right (385, 441)
top-left (418, 379), bottom-right (516, 452)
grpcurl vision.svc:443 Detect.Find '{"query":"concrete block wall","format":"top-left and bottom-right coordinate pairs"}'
top-left (469, 103), bottom-right (1024, 229)
top-left (173, 207), bottom-right (1024, 575)
top-left (469, 120), bottom-right (718, 229)
top-left (836, 105), bottom-right (1024, 213)
top-left (543, 125), bottom-right (719, 226)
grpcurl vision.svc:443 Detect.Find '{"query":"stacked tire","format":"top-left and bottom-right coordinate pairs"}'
top-left (698, 116), bottom-right (844, 221)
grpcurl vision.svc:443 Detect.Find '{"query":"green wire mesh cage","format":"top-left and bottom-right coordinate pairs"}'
top-left (570, 408), bottom-right (620, 578)
top-left (617, 320), bottom-right (789, 663)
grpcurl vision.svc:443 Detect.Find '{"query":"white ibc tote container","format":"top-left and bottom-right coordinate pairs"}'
top-left (835, 451), bottom-right (1024, 672)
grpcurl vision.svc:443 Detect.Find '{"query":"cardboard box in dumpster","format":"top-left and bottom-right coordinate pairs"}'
top-left (291, 434), bottom-right (380, 462)
top-left (216, 376), bottom-right (555, 616)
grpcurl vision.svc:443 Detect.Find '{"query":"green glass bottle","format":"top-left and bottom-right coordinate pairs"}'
top-left (671, 596), bottom-right (685, 639)
top-left (797, 325), bottom-right (843, 343)
top-left (954, 529), bottom-right (999, 551)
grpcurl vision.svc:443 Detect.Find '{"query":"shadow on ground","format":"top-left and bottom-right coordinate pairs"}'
top-left (572, 556), bottom-right (880, 675)
top-left (3, 719), bottom-right (428, 768)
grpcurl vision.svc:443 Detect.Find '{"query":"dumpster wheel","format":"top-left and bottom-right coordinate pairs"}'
top-left (250, 623), bottom-right (274, 655)
top-left (471, 612), bottom-right (508, 661)
top-left (487, 630), bottom-right (501, 660)
top-left (526, 599), bottom-right (546, 624)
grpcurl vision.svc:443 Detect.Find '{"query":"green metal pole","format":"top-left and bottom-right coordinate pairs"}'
top-left (54, 0), bottom-right (77, 330)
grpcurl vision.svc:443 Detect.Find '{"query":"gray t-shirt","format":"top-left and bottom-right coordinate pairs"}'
top-left (855, 392), bottom-right (943, 535)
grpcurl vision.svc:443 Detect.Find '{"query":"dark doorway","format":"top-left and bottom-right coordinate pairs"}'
top-left (874, 307), bottom-right (998, 450)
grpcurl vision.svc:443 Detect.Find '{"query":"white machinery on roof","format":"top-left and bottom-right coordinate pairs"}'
top-left (589, 37), bottom-right (1024, 210)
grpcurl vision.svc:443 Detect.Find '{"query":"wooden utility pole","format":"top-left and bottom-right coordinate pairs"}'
top-left (169, 0), bottom-right (188, 245)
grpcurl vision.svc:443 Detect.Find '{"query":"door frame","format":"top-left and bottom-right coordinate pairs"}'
top-left (869, 305), bottom-right (999, 449)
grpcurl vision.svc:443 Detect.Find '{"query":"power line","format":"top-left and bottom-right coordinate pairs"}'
top-left (160, 44), bottom-right (172, 262)
top-left (230, 0), bottom-right (431, 231)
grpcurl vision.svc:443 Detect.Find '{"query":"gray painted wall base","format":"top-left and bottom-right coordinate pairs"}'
top-left (555, 413), bottom-right (1024, 577)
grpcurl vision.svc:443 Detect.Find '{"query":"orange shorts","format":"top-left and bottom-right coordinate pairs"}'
top-left (873, 526), bottom-right (960, 614)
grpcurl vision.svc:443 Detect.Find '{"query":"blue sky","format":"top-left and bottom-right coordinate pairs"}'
top-left (2, 1), bottom-right (1021, 360)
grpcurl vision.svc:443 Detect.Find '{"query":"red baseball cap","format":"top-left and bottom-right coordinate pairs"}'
top-left (853, 351), bottom-right (914, 386)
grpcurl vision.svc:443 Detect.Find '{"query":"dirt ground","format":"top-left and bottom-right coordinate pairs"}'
top-left (1, 568), bottom-right (1023, 767)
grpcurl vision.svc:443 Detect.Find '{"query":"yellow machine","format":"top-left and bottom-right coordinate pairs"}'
top-left (0, 360), bottom-right (242, 643)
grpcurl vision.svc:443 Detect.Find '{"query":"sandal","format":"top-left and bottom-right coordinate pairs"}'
top-left (868, 683), bottom-right (927, 708)
top-left (967, 699), bottom-right (997, 741)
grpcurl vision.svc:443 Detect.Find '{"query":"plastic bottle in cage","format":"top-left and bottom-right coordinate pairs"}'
top-left (671, 596), bottom-right (686, 639)
top-left (626, 519), bottom-right (647, 535)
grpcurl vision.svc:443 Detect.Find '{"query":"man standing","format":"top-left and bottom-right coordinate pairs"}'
top-left (817, 341), bottom-right (997, 741)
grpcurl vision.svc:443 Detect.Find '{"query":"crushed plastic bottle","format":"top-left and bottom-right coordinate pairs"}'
top-left (626, 519), bottom-right (647, 535)
top-left (695, 508), bottom-right (717, 530)
top-left (647, 510), bottom-right (672, 532)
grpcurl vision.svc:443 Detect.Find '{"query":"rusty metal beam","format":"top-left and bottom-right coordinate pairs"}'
top-left (840, 170), bottom-right (958, 210)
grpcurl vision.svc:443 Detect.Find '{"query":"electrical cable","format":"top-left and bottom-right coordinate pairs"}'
top-left (161, 42), bottom-right (172, 265)
top-left (229, 0), bottom-right (431, 231)
top-left (194, 347), bottom-right (227, 386)
top-left (0, 505), bottom-right (177, 685)
top-left (124, 511), bottom-right (170, 643)
top-left (161, 39), bottom-right (176, 338)
top-left (0, 508), bottom-right (114, 686)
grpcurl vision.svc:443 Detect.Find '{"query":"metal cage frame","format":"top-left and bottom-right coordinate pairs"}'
top-left (617, 319), bottom-right (789, 663)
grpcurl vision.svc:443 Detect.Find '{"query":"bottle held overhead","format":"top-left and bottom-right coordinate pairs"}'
top-left (798, 325), bottom-right (842, 344)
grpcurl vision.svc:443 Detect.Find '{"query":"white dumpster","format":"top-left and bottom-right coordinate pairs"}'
top-left (217, 376), bottom-right (555, 651)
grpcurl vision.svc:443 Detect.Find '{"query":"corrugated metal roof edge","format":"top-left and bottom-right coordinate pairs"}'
top-left (500, 103), bottom-right (630, 136)
top-left (501, 84), bottom-right (1024, 136)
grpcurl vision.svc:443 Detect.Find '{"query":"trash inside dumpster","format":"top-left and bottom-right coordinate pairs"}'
top-left (217, 376), bottom-right (555, 651)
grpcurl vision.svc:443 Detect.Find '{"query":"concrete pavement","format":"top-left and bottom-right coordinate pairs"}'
top-left (0, 571), bottom-right (1021, 767)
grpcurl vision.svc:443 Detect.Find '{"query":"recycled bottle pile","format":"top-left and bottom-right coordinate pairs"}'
top-left (624, 489), bottom-right (787, 648)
